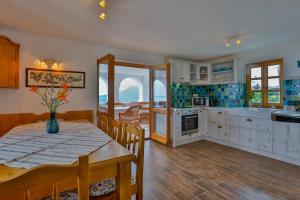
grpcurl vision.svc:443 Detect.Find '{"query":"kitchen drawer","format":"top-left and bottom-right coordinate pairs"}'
top-left (208, 110), bottom-right (229, 125)
top-left (240, 117), bottom-right (272, 132)
top-left (229, 115), bottom-right (242, 128)
top-left (178, 131), bottom-right (199, 142)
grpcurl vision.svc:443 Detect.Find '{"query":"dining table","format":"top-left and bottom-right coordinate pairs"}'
top-left (0, 121), bottom-right (132, 200)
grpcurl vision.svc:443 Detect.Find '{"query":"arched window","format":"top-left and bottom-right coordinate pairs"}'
top-left (154, 80), bottom-right (166, 102)
top-left (119, 78), bottom-right (143, 103)
top-left (99, 77), bottom-right (108, 104)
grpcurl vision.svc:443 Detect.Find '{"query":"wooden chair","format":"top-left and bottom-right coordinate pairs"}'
top-left (125, 125), bottom-right (145, 200)
top-left (98, 111), bottom-right (109, 133)
top-left (109, 120), bottom-right (126, 146)
top-left (89, 125), bottom-right (145, 200)
top-left (119, 105), bottom-right (142, 128)
top-left (0, 110), bottom-right (94, 137)
top-left (0, 155), bottom-right (89, 200)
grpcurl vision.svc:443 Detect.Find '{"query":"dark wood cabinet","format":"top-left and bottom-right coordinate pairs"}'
top-left (0, 36), bottom-right (20, 88)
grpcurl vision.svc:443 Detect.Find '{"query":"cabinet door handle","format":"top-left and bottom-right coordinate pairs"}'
top-left (246, 119), bottom-right (253, 122)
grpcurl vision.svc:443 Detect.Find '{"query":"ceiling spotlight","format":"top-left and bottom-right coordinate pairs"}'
top-left (99, 12), bottom-right (107, 20)
top-left (99, 0), bottom-right (107, 8)
top-left (236, 39), bottom-right (241, 46)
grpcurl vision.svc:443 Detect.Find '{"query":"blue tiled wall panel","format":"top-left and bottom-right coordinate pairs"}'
top-left (171, 83), bottom-right (246, 108)
top-left (172, 79), bottom-right (300, 108)
top-left (283, 79), bottom-right (300, 106)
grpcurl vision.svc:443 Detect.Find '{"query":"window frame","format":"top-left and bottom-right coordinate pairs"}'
top-left (246, 59), bottom-right (283, 108)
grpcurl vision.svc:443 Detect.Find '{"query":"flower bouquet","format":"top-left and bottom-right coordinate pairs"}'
top-left (29, 83), bottom-right (71, 133)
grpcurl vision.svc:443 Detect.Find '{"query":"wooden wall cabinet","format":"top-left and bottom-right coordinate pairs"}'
top-left (0, 36), bottom-right (20, 88)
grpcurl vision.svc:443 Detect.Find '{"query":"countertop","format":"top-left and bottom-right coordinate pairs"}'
top-left (172, 106), bottom-right (282, 120)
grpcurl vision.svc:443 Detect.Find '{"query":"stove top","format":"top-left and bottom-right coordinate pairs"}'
top-left (271, 111), bottom-right (300, 123)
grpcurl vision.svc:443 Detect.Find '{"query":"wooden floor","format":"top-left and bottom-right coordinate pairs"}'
top-left (143, 140), bottom-right (300, 200)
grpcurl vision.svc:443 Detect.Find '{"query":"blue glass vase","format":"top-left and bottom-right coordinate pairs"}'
top-left (46, 112), bottom-right (59, 134)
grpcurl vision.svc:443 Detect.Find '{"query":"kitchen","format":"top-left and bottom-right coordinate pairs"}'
top-left (170, 55), bottom-right (300, 166)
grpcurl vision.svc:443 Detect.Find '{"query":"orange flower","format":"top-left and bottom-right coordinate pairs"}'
top-left (29, 86), bottom-right (38, 93)
top-left (57, 93), bottom-right (68, 103)
top-left (61, 83), bottom-right (69, 91)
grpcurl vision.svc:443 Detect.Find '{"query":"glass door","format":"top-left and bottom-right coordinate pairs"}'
top-left (97, 54), bottom-right (115, 132)
top-left (150, 63), bottom-right (171, 145)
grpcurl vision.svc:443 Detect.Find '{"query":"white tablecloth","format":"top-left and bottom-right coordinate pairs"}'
top-left (0, 121), bottom-right (112, 169)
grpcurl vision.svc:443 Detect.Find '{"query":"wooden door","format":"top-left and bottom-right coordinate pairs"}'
top-left (149, 63), bottom-right (171, 145)
top-left (97, 54), bottom-right (115, 132)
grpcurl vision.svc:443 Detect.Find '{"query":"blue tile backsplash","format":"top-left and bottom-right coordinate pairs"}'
top-left (283, 79), bottom-right (300, 106)
top-left (171, 83), bottom-right (246, 108)
top-left (172, 79), bottom-right (300, 108)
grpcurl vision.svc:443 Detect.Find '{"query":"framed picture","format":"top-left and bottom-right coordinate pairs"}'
top-left (26, 68), bottom-right (85, 88)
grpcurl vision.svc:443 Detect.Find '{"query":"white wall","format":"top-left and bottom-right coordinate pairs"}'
top-left (0, 27), bottom-right (164, 114)
top-left (238, 39), bottom-right (300, 82)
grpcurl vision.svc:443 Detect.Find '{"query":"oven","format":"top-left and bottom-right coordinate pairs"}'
top-left (181, 112), bottom-right (199, 136)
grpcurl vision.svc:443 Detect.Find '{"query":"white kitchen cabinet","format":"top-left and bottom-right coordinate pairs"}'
top-left (172, 59), bottom-right (190, 83)
top-left (216, 124), bottom-right (230, 142)
top-left (229, 126), bottom-right (240, 144)
top-left (198, 109), bottom-right (207, 135)
top-left (229, 115), bottom-right (242, 128)
top-left (208, 110), bottom-right (229, 125)
top-left (190, 64), bottom-right (211, 85)
top-left (273, 122), bottom-right (300, 159)
top-left (254, 130), bottom-right (272, 152)
top-left (208, 122), bottom-right (229, 142)
top-left (204, 108), bottom-right (300, 166)
top-left (239, 128), bottom-right (256, 148)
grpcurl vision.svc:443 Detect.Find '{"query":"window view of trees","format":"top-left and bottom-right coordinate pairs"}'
top-left (247, 60), bottom-right (282, 108)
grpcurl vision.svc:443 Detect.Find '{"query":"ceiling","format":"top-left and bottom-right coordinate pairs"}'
top-left (1, 0), bottom-right (300, 60)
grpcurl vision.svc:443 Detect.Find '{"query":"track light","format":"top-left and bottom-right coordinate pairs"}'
top-left (99, 12), bottom-right (107, 20)
top-left (99, 0), bottom-right (107, 8)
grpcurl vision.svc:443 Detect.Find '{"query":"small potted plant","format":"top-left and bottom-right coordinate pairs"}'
top-left (29, 83), bottom-right (71, 134)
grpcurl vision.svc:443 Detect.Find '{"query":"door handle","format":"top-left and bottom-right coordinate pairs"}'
top-left (246, 118), bottom-right (252, 122)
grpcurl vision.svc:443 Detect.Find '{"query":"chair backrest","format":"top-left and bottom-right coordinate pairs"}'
top-left (109, 120), bottom-right (126, 146)
top-left (0, 155), bottom-right (89, 200)
top-left (126, 105), bottom-right (142, 114)
top-left (97, 111), bottom-right (108, 133)
top-left (0, 110), bottom-right (94, 137)
top-left (125, 125), bottom-right (145, 197)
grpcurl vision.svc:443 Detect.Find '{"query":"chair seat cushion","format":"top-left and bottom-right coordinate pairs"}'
top-left (59, 192), bottom-right (78, 200)
top-left (89, 163), bottom-right (137, 197)
top-left (42, 191), bottom-right (78, 200)
top-left (89, 178), bottom-right (116, 196)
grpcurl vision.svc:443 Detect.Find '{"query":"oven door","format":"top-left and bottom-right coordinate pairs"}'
top-left (181, 114), bottom-right (199, 135)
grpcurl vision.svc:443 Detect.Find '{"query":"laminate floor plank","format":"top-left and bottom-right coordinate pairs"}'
top-left (143, 140), bottom-right (300, 200)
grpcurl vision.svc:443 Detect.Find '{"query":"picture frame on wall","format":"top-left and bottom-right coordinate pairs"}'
top-left (26, 68), bottom-right (85, 88)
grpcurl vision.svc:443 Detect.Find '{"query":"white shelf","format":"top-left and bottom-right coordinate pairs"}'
top-left (212, 70), bottom-right (233, 74)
